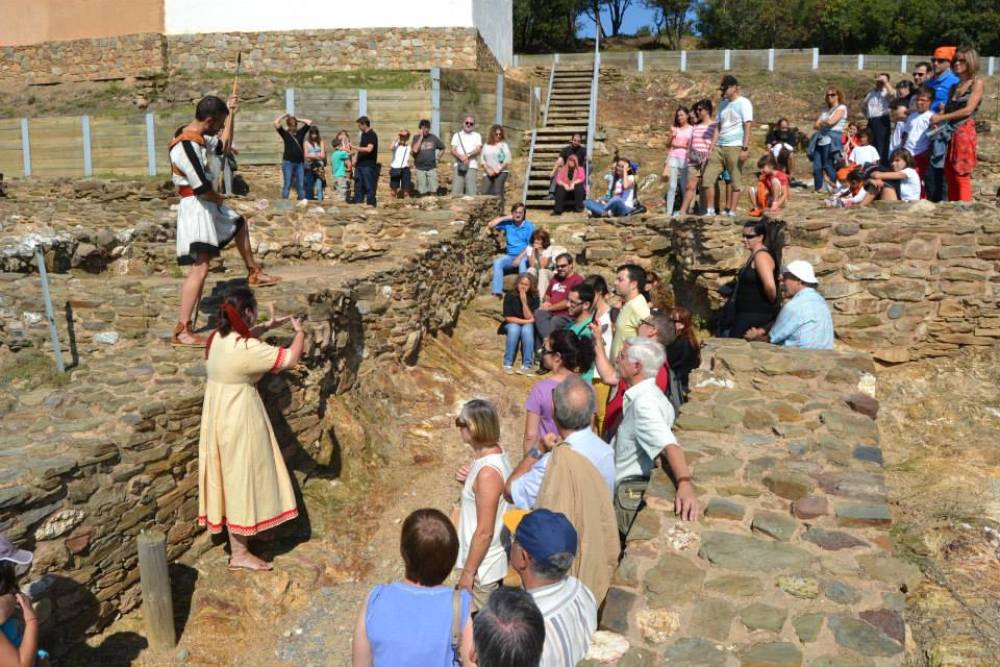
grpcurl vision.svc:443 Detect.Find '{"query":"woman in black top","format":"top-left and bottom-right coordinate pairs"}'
top-left (666, 306), bottom-right (700, 394)
top-left (725, 220), bottom-right (779, 339)
top-left (500, 273), bottom-right (539, 374)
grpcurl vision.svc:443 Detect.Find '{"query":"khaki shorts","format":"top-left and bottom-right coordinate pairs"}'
top-left (702, 145), bottom-right (746, 191)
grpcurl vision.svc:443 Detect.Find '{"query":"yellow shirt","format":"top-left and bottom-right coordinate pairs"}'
top-left (610, 294), bottom-right (650, 360)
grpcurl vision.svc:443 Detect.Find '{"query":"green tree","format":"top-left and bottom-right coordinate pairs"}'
top-left (513, 0), bottom-right (581, 52)
top-left (645, 0), bottom-right (695, 50)
top-left (579, 0), bottom-right (636, 38)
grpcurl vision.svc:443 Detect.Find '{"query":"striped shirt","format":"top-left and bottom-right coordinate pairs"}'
top-left (769, 287), bottom-right (834, 350)
top-left (529, 576), bottom-right (597, 667)
top-left (689, 122), bottom-right (717, 157)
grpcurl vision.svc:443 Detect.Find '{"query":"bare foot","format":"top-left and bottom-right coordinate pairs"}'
top-left (228, 554), bottom-right (273, 571)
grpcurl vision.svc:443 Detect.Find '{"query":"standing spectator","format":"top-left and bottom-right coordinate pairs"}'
top-left (888, 101), bottom-right (911, 156)
top-left (273, 113), bottom-right (313, 200)
top-left (352, 116), bottom-right (379, 207)
top-left (810, 87), bottom-right (847, 192)
top-left (678, 99), bottom-right (716, 216)
top-left (472, 588), bottom-right (545, 667)
top-left (926, 47), bottom-right (960, 201)
top-left (452, 115), bottom-right (483, 197)
top-left (454, 400), bottom-right (512, 610)
top-left (565, 284), bottom-right (597, 381)
top-left (532, 254), bottom-right (583, 351)
top-left (198, 287), bottom-right (303, 570)
top-left (351, 508), bottom-right (473, 665)
top-left (330, 131), bottom-right (353, 202)
top-left (720, 220), bottom-right (779, 339)
top-left (389, 129), bottom-right (413, 199)
top-left (550, 133), bottom-right (588, 184)
top-left (663, 106), bottom-right (693, 217)
top-left (610, 337), bottom-right (700, 535)
top-left (585, 274), bottom-right (615, 435)
top-left (509, 510), bottom-right (597, 667)
top-left (481, 125), bottom-right (512, 210)
top-left (745, 260), bottom-right (834, 350)
top-left (610, 264), bottom-right (650, 360)
top-left (911, 61), bottom-right (931, 91)
top-left (932, 46), bottom-right (984, 202)
top-left (766, 117), bottom-right (798, 178)
top-left (666, 307), bottom-right (700, 396)
top-left (702, 75), bottom-right (753, 216)
top-left (488, 203), bottom-right (534, 298)
top-left (863, 73), bottom-right (893, 166)
top-left (905, 86), bottom-right (935, 191)
top-left (895, 80), bottom-right (915, 109)
top-left (552, 155), bottom-right (586, 215)
top-left (501, 273), bottom-right (539, 374)
top-left (524, 229), bottom-right (567, 298)
top-left (303, 126), bottom-right (326, 201)
top-left (411, 119), bottom-right (445, 196)
top-left (848, 128), bottom-right (880, 168)
top-left (0, 535), bottom-right (48, 666)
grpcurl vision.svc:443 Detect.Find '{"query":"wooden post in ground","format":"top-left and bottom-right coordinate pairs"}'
top-left (137, 530), bottom-right (176, 651)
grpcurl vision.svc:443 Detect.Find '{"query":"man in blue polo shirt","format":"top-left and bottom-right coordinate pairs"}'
top-left (488, 202), bottom-right (534, 297)
top-left (925, 46), bottom-right (959, 202)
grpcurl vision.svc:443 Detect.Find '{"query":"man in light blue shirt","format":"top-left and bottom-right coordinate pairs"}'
top-left (487, 202), bottom-right (534, 296)
top-left (505, 376), bottom-right (614, 509)
top-left (747, 260), bottom-right (834, 350)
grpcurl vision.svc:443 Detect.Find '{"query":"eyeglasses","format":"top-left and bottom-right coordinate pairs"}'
top-left (566, 299), bottom-right (582, 307)
top-left (454, 417), bottom-right (468, 428)
top-left (464, 121), bottom-right (475, 126)
top-left (639, 318), bottom-right (654, 327)
top-left (555, 263), bottom-right (570, 269)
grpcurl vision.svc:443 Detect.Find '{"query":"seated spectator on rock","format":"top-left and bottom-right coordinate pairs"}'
top-left (509, 509), bottom-right (597, 667)
top-left (583, 160), bottom-right (635, 218)
top-left (748, 153), bottom-right (789, 217)
top-left (666, 306), bottom-right (701, 396)
top-left (610, 337), bottom-right (700, 535)
top-left (565, 284), bottom-right (597, 381)
top-left (532, 254), bottom-right (583, 353)
top-left (848, 128), bottom-right (880, 168)
top-left (719, 220), bottom-right (779, 339)
top-left (488, 203), bottom-right (534, 298)
top-left (507, 376), bottom-right (615, 509)
top-left (905, 86), bottom-right (935, 189)
top-left (501, 273), bottom-right (538, 375)
top-left (553, 154), bottom-right (586, 215)
top-left (550, 133), bottom-right (587, 185)
top-left (1, 534), bottom-right (49, 666)
top-left (766, 117), bottom-right (797, 174)
top-left (859, 149), bottom-right (922, 205)
top-left (521, 330), bottom-right (596, 456)
top-left (454, 400), bottom-right (512, 610)
top-left (524, 229), bottom-right (567, 299)
top-left (826, 167), bottom-right (868, 208)
top-left (352, 508), bottom-right (473, 665)
top-left (592, 310), bottom-right (677, 441)
top-left (745, 260), bottom-right (834, 350)
top-left (472, 587), bottom-right (545, 667)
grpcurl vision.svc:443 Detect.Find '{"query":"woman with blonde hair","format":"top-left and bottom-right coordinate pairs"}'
top-left (931, 46), bottom-right (984, 201)
top-left (453, 399), bottom-right (511, 609)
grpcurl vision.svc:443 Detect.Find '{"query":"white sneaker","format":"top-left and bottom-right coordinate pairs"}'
top-left (705, 208), bottom-right (716, 216)
top-left (503, 365), bottom-right (514, 374)
top-left (725, 210), bottom-right (737, 217)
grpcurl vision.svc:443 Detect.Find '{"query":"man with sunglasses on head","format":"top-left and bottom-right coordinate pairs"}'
top-left (532, 253), bottom-right (583, 360)
top-left (909, 62), bottom-right (931, 110)
top-left (451, 114), bottom-right (483, 197)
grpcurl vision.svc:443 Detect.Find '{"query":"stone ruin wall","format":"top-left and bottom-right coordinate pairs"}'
top-left (0, 196), bottom-right (498, 648)
top-left (0, 27), bottom-right (493, 86)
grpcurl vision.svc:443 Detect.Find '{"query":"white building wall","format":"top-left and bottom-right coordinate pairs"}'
top-left (472, 0), bottom-right (512, 67)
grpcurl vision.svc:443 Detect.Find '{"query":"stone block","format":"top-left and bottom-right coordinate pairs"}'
top-left (688, 597), bottom-right (735, 641)
top-left (645, 553), bottom-right (706, 605)
top-left (793, 613), bottom-right (825, 642)
top-left (835, 503), bottom-right (891, 527)
top-left (751, 511), bottom-right (798, 542)
top-left (598, 587), bottom-right (636, 634)
top-left (804, 527), bottom-right (868, 550)
top-left (762, 471), bottom-right (814, 500)
top-left (698, 532), bottom-right (811, 571)
top-left (662, 638), bottom-right (726, 667)
top-left (791, 496), bottom-right (828, 519)
top-left (705, 574), bottom-right (763, 597)
top-left (777, 575), bottom-right (820, 599)
top-left (740, 603), bottom-right (788, 632)
top-left (827, 615), bottom-right (903, 656)
top-left (740, 642), bottom-right (802, 667)
top-left (706, 498), bottom-right (746, 521)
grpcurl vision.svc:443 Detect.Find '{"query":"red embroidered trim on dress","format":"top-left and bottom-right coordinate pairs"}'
top-left (197, 507), bottom-right (299, 536)
top-left (271, 347), bottom-right (285, 372)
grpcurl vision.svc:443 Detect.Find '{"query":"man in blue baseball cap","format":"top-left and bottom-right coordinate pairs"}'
top-left (510, 509), bottom-right (596, 666)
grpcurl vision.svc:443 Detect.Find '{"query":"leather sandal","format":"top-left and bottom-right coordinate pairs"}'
top-left (248, 267), bottom-right (281, 288)
top-left (171, 321), bottom-right (207, 348)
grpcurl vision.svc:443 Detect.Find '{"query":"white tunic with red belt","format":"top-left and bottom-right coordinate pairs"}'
top-left (169, 129), bottom-right (243, 266)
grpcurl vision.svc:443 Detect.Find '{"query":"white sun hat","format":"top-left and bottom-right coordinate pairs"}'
top-left (784, 260), bottom-right (818, 284)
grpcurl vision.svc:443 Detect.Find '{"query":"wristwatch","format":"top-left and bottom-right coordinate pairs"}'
top-left (528, 447), bottom-right (543, 460)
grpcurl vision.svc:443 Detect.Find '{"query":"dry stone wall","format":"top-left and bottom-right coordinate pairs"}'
top-left (0, 33), bottom-right (167, 86)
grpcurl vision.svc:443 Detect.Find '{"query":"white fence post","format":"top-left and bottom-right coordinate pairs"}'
top-left (768, 48), bottom-right (775, 72)
top-left (724, 49), bottom-right (731, 70)
top-left (81, 115), bottom-right (93, 177)
top-left (145, 113), bottom-right (157, 177)
top-left (495, 74), bottom-right (504, 125)
top-left (857, 54), bottom-right (865, 71)
top-left (430, 68), bottom-right (441, 137)
top-left (989, 57), bottom-right (996, 76)
top-left (812, 48), bottom-right (819, 70)
top-left (358, 89), bottom-right (368, 117)
top-left (20, 118), bottom-right (31, 177)
top-left (513, 54), bottom-right (520, 67)
top-left (900, 54), bottom-right (908, 74)
top-left (554, 53), bottom-right (559, 65)
top-left (637, 52), bottom-right (644, 72)
top-left (680, 50), bottom-right (687, 72)
top-left (285, 88), bottom-right (295, 116)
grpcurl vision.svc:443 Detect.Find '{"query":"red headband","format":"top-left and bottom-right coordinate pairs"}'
top-left (205, 302), bottom-right (257, 358)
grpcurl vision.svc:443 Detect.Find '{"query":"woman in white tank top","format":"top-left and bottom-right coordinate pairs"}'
top-left (453, 399), bottom-right (512, 609)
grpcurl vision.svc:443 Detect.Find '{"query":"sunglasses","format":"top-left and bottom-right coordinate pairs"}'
top-left (826, 93), bottom-right (837, 97)
top-left (555, 263), bottom-right (571, 269)
top-left (932, 58), bottom-right (948, 63)
top-left (742, 233), bottom-right (760, 239)
top-left (566, 299), bottom-right (582, 307)
top-left (464, 121), bottom-right (475, 126)
top-left (955, 58), bottom-right (967, 64)
top-left (454, 417), bottom-right (468, 428)
top-left (912, 72), bottom-right (925, 77)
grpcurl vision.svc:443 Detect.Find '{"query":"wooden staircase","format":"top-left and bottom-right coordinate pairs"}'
top-left (523, 67), bottom-right (594, 210)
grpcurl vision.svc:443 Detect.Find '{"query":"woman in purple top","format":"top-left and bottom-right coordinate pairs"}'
top-left (352, 508), bottom-right (473, 666)
top-left (520, 329), bottom-right (596, 457)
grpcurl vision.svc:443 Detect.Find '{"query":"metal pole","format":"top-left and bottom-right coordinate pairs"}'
top-left (145, 113), bottom-right (157, 177)
top-left (34, 246), bottom-right (65, 374)
top-left (358, 89), bottom-right (368, 117)
top-left (20, 118), bottom-right (31, 178)
top-left (430, 67), bottom-right (441, 137)
top-left (81, 115), bottom-right (93, 177)
top-left (285, 88), bottom-right (295, 116)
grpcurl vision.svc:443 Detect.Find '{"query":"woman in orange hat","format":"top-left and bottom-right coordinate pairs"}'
top-left (931, 46), bottom-right (984, 201)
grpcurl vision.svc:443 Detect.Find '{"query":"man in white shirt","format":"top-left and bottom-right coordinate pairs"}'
top-left (451, 114), bottom-right (483, 197)
top-left (510, 509), bottom-right (597, 667)
top-left (611, 337), bottom-right (699, 535)
top-left (506, 377), bottom-right (615, 508)
top-left (904, 86), bottom-right (935, 190)
top-left (702, 75), bottom-right (753, 216)
top-left (863, 73), bottom-right (893, 166)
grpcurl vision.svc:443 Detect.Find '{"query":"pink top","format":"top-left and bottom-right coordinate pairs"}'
top-left (690, 122), bottom-right (716, 155)
top-left (669, 125), bottom-right (694, 160)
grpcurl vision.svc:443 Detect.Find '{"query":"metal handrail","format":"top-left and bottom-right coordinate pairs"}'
top-left (542, 60), bottom-right (557, 128)
top-left (584, 31), bottom-right (600, 193)
top-left (521, 128), bottom-right (537, 206)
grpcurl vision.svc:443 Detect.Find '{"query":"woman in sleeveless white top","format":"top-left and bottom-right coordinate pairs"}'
top-left (454, 400), bottom-right (512, 610)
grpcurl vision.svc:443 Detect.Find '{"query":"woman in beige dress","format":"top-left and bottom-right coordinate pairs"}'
top-left (197, 286), bottom-right (304, 571)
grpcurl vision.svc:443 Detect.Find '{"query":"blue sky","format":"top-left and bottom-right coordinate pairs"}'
top-left (577, 5), bottom-right (660, 38)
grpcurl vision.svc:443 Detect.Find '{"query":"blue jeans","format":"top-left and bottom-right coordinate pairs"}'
top-left (584, 197), bottom-right (631, 217)
top-left (282, 160), bottom-right (305, 199)
top-left (352, 164), bottom-right (377, 206)
top-left (504, 322), bottom-right (534, 367)
top-left (304, 170), bottom-right (324, 200)
top-left (492, 255), bottom-right (529, 295)
top-left (811, 141), bottom-right (839, 191)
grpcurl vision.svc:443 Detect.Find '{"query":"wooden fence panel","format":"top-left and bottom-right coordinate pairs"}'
top-left (26, 117), bottom-right (85, 177)
top-left (89, 116), bottom-right (148, 177)
top-left (0, 119), bottom-right (23, 176)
